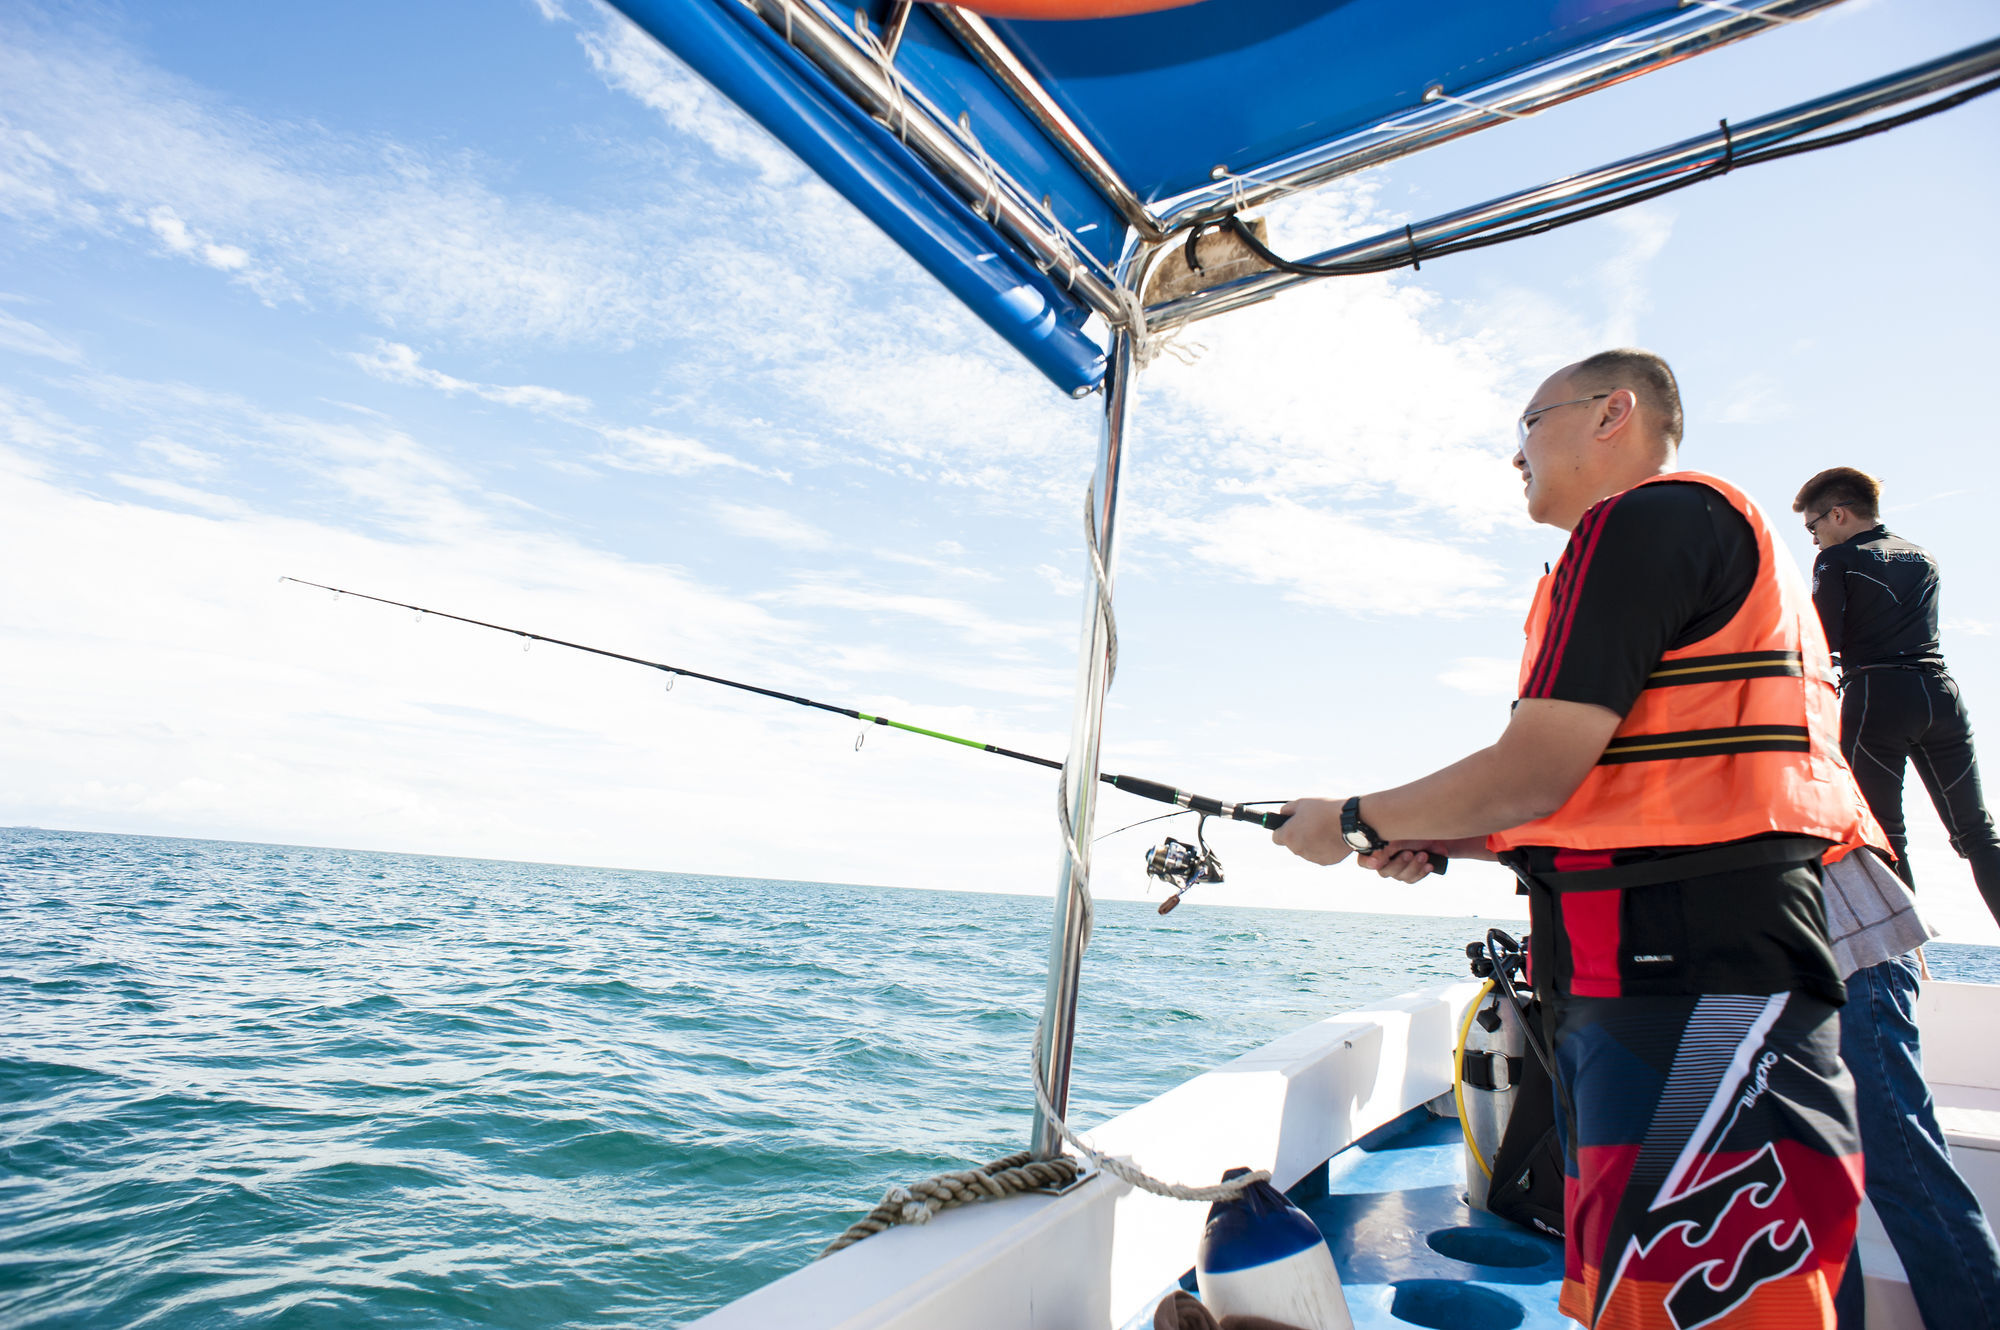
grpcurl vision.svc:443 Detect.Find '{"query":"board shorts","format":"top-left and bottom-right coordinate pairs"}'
top-left (1552, 992), bottom-right (1862, 1330)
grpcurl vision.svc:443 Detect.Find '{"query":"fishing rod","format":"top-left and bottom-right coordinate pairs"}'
top-left (280, 577), bottom-right (1296, 832)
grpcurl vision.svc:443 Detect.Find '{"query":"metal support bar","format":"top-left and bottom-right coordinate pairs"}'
top-left (1031, 324), bottom-right (1133, 1161)
top-left (880, 0), bottom-right (913, 58)
top-left (1151, 0), bottom-right (1846, 231)
top-left (931, 6), bottom-right (1168, 241)
top-left (737, 0), bottom-right (1126, 325)
top-left (1147, 34), bottom-right (2000, 331)
top-left (1422, 84), bottom-right (1531, 120)
top-left (1680, 0), bottom-right (1803, 24)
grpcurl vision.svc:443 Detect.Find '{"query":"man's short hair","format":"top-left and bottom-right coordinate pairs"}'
top-left (1567, 348), bottom-right (1684, 448)
top-left (1793, 467), bottom-right (1882, 522)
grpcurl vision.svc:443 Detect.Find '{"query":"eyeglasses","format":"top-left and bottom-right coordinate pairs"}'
top-left (1805, 507), bottom-right (1843, 534)
top-left (1516, 393), bottom-right (1611, 447)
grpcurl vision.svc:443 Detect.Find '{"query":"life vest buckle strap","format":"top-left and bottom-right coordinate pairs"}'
top-left (1511, 836), bottom-right (1830, 893)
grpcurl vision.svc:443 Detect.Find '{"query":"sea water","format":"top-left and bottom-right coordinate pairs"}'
top-left (3, 828), bottom-right (1996, 1328)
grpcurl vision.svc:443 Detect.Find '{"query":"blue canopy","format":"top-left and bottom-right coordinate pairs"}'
top-left (608, 0), bottom-right (1830, 393)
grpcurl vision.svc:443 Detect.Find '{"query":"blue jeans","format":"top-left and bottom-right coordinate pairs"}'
top-left (1837, 953), bottom-right (2000, 1329)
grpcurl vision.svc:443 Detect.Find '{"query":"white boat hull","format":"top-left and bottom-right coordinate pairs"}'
top-left (690, 978), bottom-right (2000, 1330)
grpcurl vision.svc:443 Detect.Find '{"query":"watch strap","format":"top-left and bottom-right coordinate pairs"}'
top-left (1341, 796), bottom-right (1386, 853)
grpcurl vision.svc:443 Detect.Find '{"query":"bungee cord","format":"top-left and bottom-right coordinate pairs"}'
top-left (1189, 70), bottom-right (2000, 284)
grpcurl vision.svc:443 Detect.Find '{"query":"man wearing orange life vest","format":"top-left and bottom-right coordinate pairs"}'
top-left (1274, 349), bottom-right (1887, 1330)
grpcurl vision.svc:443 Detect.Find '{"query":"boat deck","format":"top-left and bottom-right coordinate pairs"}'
top-left (1284, 1110), bottom-right (1570, 1330)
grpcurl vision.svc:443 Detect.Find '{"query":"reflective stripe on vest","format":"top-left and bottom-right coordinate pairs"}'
top-left (1488, 471), bottom-right (1887, 857)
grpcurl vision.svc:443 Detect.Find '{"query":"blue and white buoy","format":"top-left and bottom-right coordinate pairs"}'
top-left (1195, 1168), bottom-right (1353, 1330)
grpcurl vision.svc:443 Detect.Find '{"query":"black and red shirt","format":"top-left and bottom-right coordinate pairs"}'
top-left (1503, 481), bottom-right (1844, 1006)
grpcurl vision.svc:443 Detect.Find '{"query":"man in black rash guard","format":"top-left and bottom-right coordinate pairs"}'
top-left (1792, 466), bottom-right (2000, 1329)
top-left (1795, 466), bottom-right (2000, 920)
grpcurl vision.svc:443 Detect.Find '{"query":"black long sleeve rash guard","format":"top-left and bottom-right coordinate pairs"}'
top-left (1809, 526), bottom-right (1944, 671)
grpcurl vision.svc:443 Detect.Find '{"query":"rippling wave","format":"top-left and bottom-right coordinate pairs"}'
top-left (3, 828), bottom-right (1994, 1327)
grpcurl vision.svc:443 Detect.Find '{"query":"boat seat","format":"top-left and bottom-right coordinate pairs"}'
top-left (1932, 1081), bottom-right (2000, 1150)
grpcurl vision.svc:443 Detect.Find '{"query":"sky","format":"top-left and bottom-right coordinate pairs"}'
top-left (3, 0), bottom-right (1999, 942)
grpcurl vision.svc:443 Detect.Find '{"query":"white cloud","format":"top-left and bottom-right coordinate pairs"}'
top-left (872, 547), bottom-right (1000, 581)
top-left (139, 437), bottom-right (224, 474)
top-left (1035, 562), bottom-right (1082, 596)
top-left (0, 449), bottom-right (1089, 895)
top-left (0, 6), bottom-right (1097, 500)
top-left (596, 424), bottom-right (766, 476)
top-left (1437, 656), bottom-right (1519, 698)
top-left (0, 385), bottom-right (94, 460)
top-left (1136, 223), bottom-right (1532, 531)
top-left (769, 574), bottom-right (1059, 648)
top-left (110, 472), bottom-right (251, 516)
top-left (0, 305), bottom-right (82, 362)
top-left (350, 340), bottom-right (592, 415)
top-left (1714, 374), bottom-right (1793, 425)
top-left (713, 501), bottom-right (830, 549)
top-left (0, 23), bottom-right (676, 342)
top-left (143, 205), bottom-right (252, 273)
top-left (1189, 499), bottom-right (1506, 616)
top-left (567, 4), bottom-right (800, 182)
top-left (1596, 207), bottom-right (1674, 348)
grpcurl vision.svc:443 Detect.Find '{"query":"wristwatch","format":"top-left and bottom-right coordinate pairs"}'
top-left (1340, 796), bottom-right (1386, 854)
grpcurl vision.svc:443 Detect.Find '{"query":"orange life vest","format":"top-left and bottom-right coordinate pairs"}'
top-left (1487, 470), bottom-right (1887, 860)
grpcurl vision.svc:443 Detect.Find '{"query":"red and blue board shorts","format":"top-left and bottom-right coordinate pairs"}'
top-left (1553, 992), bottom-right (1862, 1329)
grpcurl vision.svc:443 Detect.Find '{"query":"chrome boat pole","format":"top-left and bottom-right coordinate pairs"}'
top-left (1030, 324), bottom-right (1133, 1160)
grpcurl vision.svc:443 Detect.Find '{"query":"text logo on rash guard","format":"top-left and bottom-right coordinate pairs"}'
top-left (1605, 1142), bottom-right (1812, 1330)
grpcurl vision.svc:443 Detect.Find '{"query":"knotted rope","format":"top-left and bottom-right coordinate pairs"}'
top-left (1115, 272), bottom-right (1204, 368)
top-left (819, 1152), bottom-right (1082, 1258)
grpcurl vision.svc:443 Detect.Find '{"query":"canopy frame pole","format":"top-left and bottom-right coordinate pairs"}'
top-left (734, 0), bottom-right (1126, 323)
top-left (930, 6), bottom-right (1167, 242)
top-left (1030, 317), bottom-right (1134, 1161)
top-left (1149, 34), bottom-right (2000, 331)
top-left (1151, 0), bottom-right (1845, 231)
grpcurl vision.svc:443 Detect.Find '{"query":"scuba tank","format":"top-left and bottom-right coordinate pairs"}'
top-left (1456, 930), bottom-right (1566, 1238)
top-left (1195, 1167), bottom-right (1353, 1330)
top-left (1456, 940), bottom-right (1528, 1212)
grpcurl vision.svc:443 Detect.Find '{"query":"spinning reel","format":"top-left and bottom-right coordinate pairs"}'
top-left (1145, 815), bottom-right (1224, 914)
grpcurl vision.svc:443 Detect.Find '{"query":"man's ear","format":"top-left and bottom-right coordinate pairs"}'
top-left (1593, 388), bottom-right (1639, 442)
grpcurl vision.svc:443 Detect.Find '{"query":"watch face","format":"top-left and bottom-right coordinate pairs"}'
top-left (1343, 828), bottom-right (1374, 852)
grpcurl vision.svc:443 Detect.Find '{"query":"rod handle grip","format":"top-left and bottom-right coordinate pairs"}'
top-left (1108, 774), bottom-right (1178, 806)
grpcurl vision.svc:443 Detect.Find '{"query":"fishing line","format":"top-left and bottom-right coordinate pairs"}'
top-left (282, 577), bottom-right (1295, 831)
top-left (1094, 799), bottom-right (1288, 842)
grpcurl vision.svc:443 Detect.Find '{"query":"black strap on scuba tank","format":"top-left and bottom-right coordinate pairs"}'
top-left (1460, 1049), bottom-right (1524, 1092)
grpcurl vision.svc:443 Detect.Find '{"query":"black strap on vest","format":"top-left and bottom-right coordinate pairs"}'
top-left (1641, 649), bottom-right (1802, 688)
top-left (1597, 724), bottom-right (1810, 765)
top-left (1512, 835), bottom-right (1828, 893)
